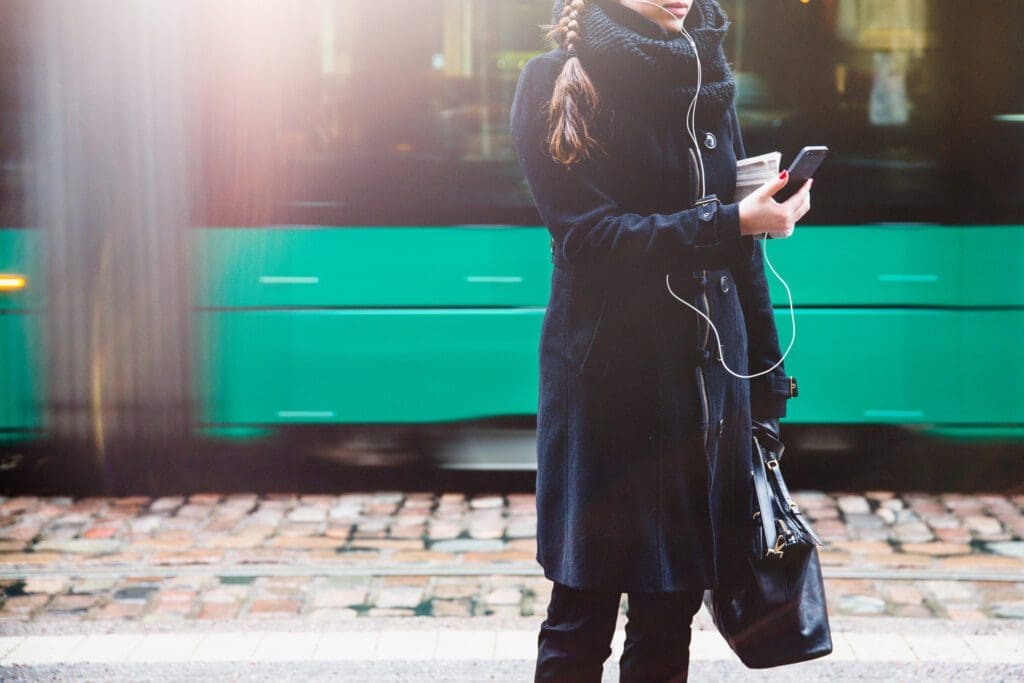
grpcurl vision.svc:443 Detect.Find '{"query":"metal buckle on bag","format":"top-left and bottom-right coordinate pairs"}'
top-left (766, 534), bottom-right (787, 558)
top-left (765, 458), bottom-right (780, 470)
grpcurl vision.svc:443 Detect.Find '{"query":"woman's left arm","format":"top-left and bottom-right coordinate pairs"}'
top-left (727, 103), bottom-right (797, 418)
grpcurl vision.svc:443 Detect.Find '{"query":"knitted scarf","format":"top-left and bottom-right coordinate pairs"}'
top-left (550, 0), bottom-right (736, 126)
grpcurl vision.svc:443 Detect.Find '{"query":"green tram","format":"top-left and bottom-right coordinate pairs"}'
top-left (1, 1), bottom-right (1022, 461)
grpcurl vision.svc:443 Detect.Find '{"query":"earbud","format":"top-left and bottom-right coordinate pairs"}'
top-left (628, 0), bottom-right (797, 380)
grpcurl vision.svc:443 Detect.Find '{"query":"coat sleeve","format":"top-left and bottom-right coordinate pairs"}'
top-left (509, 55), bottom-right (744, 272)
top-left (727, 102), bottom-right (796, 418)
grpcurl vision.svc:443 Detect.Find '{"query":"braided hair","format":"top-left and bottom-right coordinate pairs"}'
top-left (540, 0), bottom-right (604, 168)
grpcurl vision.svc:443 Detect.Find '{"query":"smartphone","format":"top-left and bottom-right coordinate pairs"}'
top-left (773, 146), bottom-right (828, 203)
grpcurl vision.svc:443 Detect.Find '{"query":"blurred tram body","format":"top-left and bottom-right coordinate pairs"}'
top-left (0, 1), bottom-right (1022, 472)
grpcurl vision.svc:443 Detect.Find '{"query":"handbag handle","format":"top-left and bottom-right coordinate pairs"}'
top-left (751, 434), bottom-right (780, 555)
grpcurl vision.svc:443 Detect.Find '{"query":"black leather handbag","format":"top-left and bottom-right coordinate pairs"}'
top-left (703, 426), bottom-right (833, 668)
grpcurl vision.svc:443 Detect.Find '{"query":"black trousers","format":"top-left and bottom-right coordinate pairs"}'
top-left (535, 581), bottom-right (705, 683)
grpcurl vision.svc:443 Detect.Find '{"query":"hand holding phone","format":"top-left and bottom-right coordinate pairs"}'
top-left (773, 146), bottom-right (828, 203)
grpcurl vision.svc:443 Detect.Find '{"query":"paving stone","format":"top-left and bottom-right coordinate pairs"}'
top-left (391, 550), bottom-right (455, 563)
top-left (986, 541), bottom-right (1024, 557)
top-left (944, 607), bottom-right (988, 621)
top-left (287, 506), bottom-right (327, 523)
top-left (875, 508), bottom-right (896, 524)
top-left (463, 550), bottom-right (534, 563)
top-left (328, 505), bottom-right (362, 522)
top-left (202, 531), bottom-right (268, 549)
top-left (485, 588), bottom-right (522, 606)
top-left (313, 588), bottom-right (368, 608)
top-left (506, 522), bottom-right (537, 539)
top-left (892, 603), bottom-right (934, 618)
top-left (389, 524), bottom-right (426, 539)
top-left (836, 594), bottom-right (886, 615)
top-left (269, 536), bottom-right (339, 550)
top-left (129, 516), bottom-right (163, 534)
top-left (933, 526), bottom-right (973, 543)
top-left (849, 527), bottom-right (891, 541)
top-left (198, 587), bottom-right (247, 604)
top-left (248, 599), bottom-right (302, 616)
top-left (965, 515), bottom-right (1005, 537)
top-left (375, 586), bottom-right (424, 609)
top-left (506, 538), bottom-right (537, 554)
top-left (829, 540), bottom-right (893, 555)
top-left (924, 580), bottom-right (976, 602)
top-left (150, 549), bottom-right (224, 565)
top-left (992, 602), bottom-right (1024, 619)
top-left (82, 525), bottom-right (120, 539)
top-left (372, 492), bottom-right (404, 504)
top-left (845, 513), bottom-right (884, 529)
top-left (23, 577), bottom-right (68, 594)
top-left (468, 495), bottom-right (504, 509)
top-left (938, 554), bottom-right (1024, 571)
top-left (899, 542), bottom-right (972, 556)
top-left (129, 531), bottom-right (194, 551)
top-left (150, 497), bottom-right (184, 513)
top-left (93, 602), bottom-right (145, 619)
top-left (366, 607), bottom-right (416, 617)
top-left (892, 522), bottom-right (934, 543)
top-left (431, 582), bottom-right (480, 600)
top-left (33, 538), bottom-right (120, 554)
top-left (439, 493), bottom-right (465, 504)
top-left (324, 525), bottom-right (353, 540)
top-left (483, 604), bottom-right (523, 618)
top-left (427, 521), bottom-right (461, 540)
top-left (811, 519), bottom-right (849, 539)
top-left (824, 578), bottom-right (874, 595)
top-left (44, 594), bottom-right (100, 615)
top-left (1, 594), bottom-right (49, 616)
top-left (430, 599), bottom-right (473, 617)
top-left (466, 524), bottom-right (505, 540)
top-left (836, 495), bottom-right (871, 515)
top-left (884, 584), bottom-right (925, 605)
top-left (926, 514), bottom-right (965, 529)
top-left (71, 578), bottom-right (116, 594)
top-left (112, 586), bottom-right (158, 603)
top-left (430, 538), bottom-right (504, 553)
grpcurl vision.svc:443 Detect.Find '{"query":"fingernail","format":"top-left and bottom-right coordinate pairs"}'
top-left (779, 170), bottom-right (788, 179)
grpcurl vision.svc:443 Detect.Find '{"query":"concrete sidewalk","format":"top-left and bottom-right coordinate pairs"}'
top-left (0, 615), bottom-right (1022, 681)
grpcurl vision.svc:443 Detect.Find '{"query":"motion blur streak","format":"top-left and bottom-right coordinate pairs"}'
top-left (27, 0), bottom-right (194, 482)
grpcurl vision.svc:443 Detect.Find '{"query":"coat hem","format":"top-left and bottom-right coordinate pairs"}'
top-left (538, 560), bottom-right (716, 595)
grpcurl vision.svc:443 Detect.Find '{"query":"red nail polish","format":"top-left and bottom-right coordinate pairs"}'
top-left (779, 170), bottom-right (788, 179)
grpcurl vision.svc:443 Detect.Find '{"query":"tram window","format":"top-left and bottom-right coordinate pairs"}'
top-left (196, 0), bottom-right (550, 228)
top-left (193, 1), bottom-right (1022, 228)
top-left (720, 0), bottom-right (1024, 225)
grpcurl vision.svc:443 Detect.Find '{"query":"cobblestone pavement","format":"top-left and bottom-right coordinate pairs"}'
top-left (0, 490), bottom-right (1021, 626)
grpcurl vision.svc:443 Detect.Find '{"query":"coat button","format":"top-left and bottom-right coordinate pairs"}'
top-left (703, 131), bottom-right (717, 149)
top-left (720, 274), bottom-right (730, 293)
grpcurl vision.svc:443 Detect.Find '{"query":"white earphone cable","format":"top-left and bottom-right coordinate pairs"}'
top-left (628, 0), bottom-right (796, 379)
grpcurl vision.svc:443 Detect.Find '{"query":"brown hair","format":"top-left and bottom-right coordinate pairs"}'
top-left (540, 0), bottom-right (605, 168)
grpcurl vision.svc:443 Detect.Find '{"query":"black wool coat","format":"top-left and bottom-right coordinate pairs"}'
top-left (510, 43), bottom-right (797, 593)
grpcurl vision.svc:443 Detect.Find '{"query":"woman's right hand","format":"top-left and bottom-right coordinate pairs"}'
top-left (737, 170), bottom-right (813, 238)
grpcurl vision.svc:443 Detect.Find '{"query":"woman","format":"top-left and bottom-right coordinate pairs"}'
top-left (510, 0), bottom-right (812, 680)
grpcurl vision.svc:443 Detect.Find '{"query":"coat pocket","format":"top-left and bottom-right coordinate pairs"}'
top-left (560, 269), bottom-right (614, 378)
